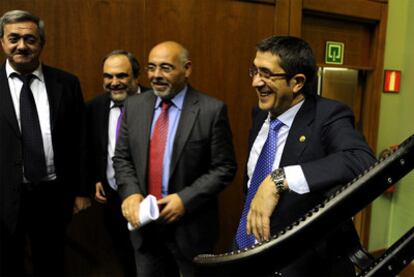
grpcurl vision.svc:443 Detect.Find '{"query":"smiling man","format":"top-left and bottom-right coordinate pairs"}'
top-left (235, 36), bottom-right (376, 276)
top-left (113, 41), bottom-right (237, 277)
top-left (0, 10), bottom-right (89, 276)
top-left (86, 49), bottom-right (149, 277)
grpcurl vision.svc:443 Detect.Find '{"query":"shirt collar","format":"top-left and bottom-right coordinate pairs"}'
top-left (6, 59), bottom-right (44, 82)
top-left (154, 85), bottom-right (187, 110)
top-left (267, 99), bottom-right (305, 128)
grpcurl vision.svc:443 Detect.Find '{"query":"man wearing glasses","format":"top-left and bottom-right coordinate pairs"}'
top-left (113, 41), bottom-right (237, 277)
top-left (235, 36), bottom-right (376, 276)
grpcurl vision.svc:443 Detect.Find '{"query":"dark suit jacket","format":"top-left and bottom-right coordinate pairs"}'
top-left (0, 63), bottom-right (85, 232)
top-left (86, 87), bottom-right (150, 193)
top-left (113, 86), bottom-right (237, 259)
top-left (247, 95), bottom-right (376, 274)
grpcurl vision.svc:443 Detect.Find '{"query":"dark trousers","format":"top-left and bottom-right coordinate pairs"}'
top-left (132, 226), bottom-right (196, 277)
top-left (103, 186), bottom-right (136, 277)
top-left (0, 180), bottom-right (71, 277)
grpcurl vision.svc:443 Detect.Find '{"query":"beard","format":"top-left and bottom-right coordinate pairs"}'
top-left (106, 83), bottom-right (131, 104)
top-left (153, 86), bottom-right (173, 99)
top-left (109, 91), bottom-right (128, 103)
top-left (151, 78), bottom-right (174, 99)
top-left (151, 77), bottom-right (183, 99)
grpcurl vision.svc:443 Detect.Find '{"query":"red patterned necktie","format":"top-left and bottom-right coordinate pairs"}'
top-left (148, 100), bottom-right (171, 199)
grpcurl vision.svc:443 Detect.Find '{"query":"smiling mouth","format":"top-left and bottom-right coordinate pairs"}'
top-left (258, 89), bottom-right (273, 97)
top-left (152, 82), bottom-right (170, 91)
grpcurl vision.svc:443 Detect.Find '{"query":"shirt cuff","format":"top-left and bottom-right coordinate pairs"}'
top-left (284, 165), bottom-right (310, 194)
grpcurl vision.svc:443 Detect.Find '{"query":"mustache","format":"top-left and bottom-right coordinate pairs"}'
top-left (14, 49), bottom-right (32, 55)
top-left (107, 83), bottom-right (128, 91)
top-left (151, 78), bottom-right (169, 86)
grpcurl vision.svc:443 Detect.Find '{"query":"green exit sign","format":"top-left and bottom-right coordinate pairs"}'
top-left (325, 41), bottom-right (344, 64)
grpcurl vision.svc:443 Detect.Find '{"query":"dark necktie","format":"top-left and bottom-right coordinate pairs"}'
top-left (236, 118), bottom-right (284, 249)
top-left (13, 73), bottom-right (48, 183)
top-left (148, 100), bottom-right (171, 199)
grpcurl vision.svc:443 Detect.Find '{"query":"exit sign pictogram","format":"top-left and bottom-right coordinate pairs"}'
top-left (325, 41), bottom-right (344, 65)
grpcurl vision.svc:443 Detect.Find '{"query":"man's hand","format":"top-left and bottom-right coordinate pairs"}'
top-left (73, 196), bottom-right (92, 214)
top-left (158, 193), bottom-right (185, 224)
top-left (122, 194), bottom-right (144, 229)
top-left (95, 182), bottom-right (107, 204)
top-left (247, 175), bottom-right (280, 242)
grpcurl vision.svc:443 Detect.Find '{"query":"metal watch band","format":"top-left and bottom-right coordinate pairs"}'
top-left (270, 168), bottom-right (288, 193)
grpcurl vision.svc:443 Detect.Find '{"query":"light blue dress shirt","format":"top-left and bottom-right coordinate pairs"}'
top-left (150, 86), bottom-right (187, 197)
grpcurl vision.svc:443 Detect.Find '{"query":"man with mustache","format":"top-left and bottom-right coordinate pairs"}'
top-left (235, 36), bottom-right (376, 276)
top-left (0, 10), bottom-right (90, 275)
top-left (113, 41), bottom-right (237, 276)
top-left (86, 50), bottom-right (149, 277)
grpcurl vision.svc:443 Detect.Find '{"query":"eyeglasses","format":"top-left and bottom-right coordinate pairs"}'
top-left (145, 64), bottom-right (174, 74)
top-left (248, 66), bottom-right (291, 79)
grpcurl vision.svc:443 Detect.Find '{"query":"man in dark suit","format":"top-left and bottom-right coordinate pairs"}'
top-left (86, 49), bottom-right (149, 277)
top-left (236, 36), bottom-right (376, 276)
top-left (0, 10), bottom-right (90, 276)
top-left (113, 41), bottom-right (237, 277)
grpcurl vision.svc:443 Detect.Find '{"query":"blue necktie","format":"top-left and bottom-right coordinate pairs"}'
top-left (236, 118), bottom-right (284, 249)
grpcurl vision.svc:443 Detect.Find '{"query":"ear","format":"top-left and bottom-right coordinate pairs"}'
top-left (290, 73), bottom-right (306, 93)
top-left (184, 60), bottom-right (192, 78)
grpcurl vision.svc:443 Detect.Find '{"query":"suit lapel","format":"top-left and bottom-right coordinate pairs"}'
top-left (280, 97), bottom-right (315, 166)
top-left (43, 65), bottom-right (63, 131)
top-left (0, 63), bottom-right (21, 136)
top-left (100, 94), bottom-right (111, 154)
top-left (135, 93), bottom-right (157, 191)
top-left (169, 88), bottom-right (199, 177)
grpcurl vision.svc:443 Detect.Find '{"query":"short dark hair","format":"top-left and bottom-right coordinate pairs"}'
top-left (0, 10), bottom-right (45, 43)
top-left (102, 49), bottom-right (141, 78)
top-left (256, 36), bottom-right (317, 97)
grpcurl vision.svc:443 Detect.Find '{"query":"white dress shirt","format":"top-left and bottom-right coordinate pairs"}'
top-left (106, 87), bottom-right (144, 190)
top-left (6, 60), bottom-right (56, 181)
top-left (106, 101), bottom-right (123, 190)
top-left (247, 100), bottom-right (310, 194)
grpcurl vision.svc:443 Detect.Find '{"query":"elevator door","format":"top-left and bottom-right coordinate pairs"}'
top-left (318, 67), bottom-right (364, 130)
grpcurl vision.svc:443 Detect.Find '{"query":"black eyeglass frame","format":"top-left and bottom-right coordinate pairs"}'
top-left (248, 65), bottom-right (293, 79)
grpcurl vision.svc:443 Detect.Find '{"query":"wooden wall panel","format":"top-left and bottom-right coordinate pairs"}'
top-left (1, 0), bottom-right (147, 101)
top-left (302, 14), bottom-right (375, 69)
top-left (1, 0), bottom-right (275, 264)
top-left (303, 0), bottom-right (383, 20)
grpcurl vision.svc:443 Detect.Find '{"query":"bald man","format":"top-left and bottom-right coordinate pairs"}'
top-left (113, 41), bottom-right (237, 276)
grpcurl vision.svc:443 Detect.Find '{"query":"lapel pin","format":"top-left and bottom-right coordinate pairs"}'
top-left (299, 135), bottom-right (306, 143)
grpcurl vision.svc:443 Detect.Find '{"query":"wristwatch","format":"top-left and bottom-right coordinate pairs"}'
top-left (270, 168), bottom-right (288, 193)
